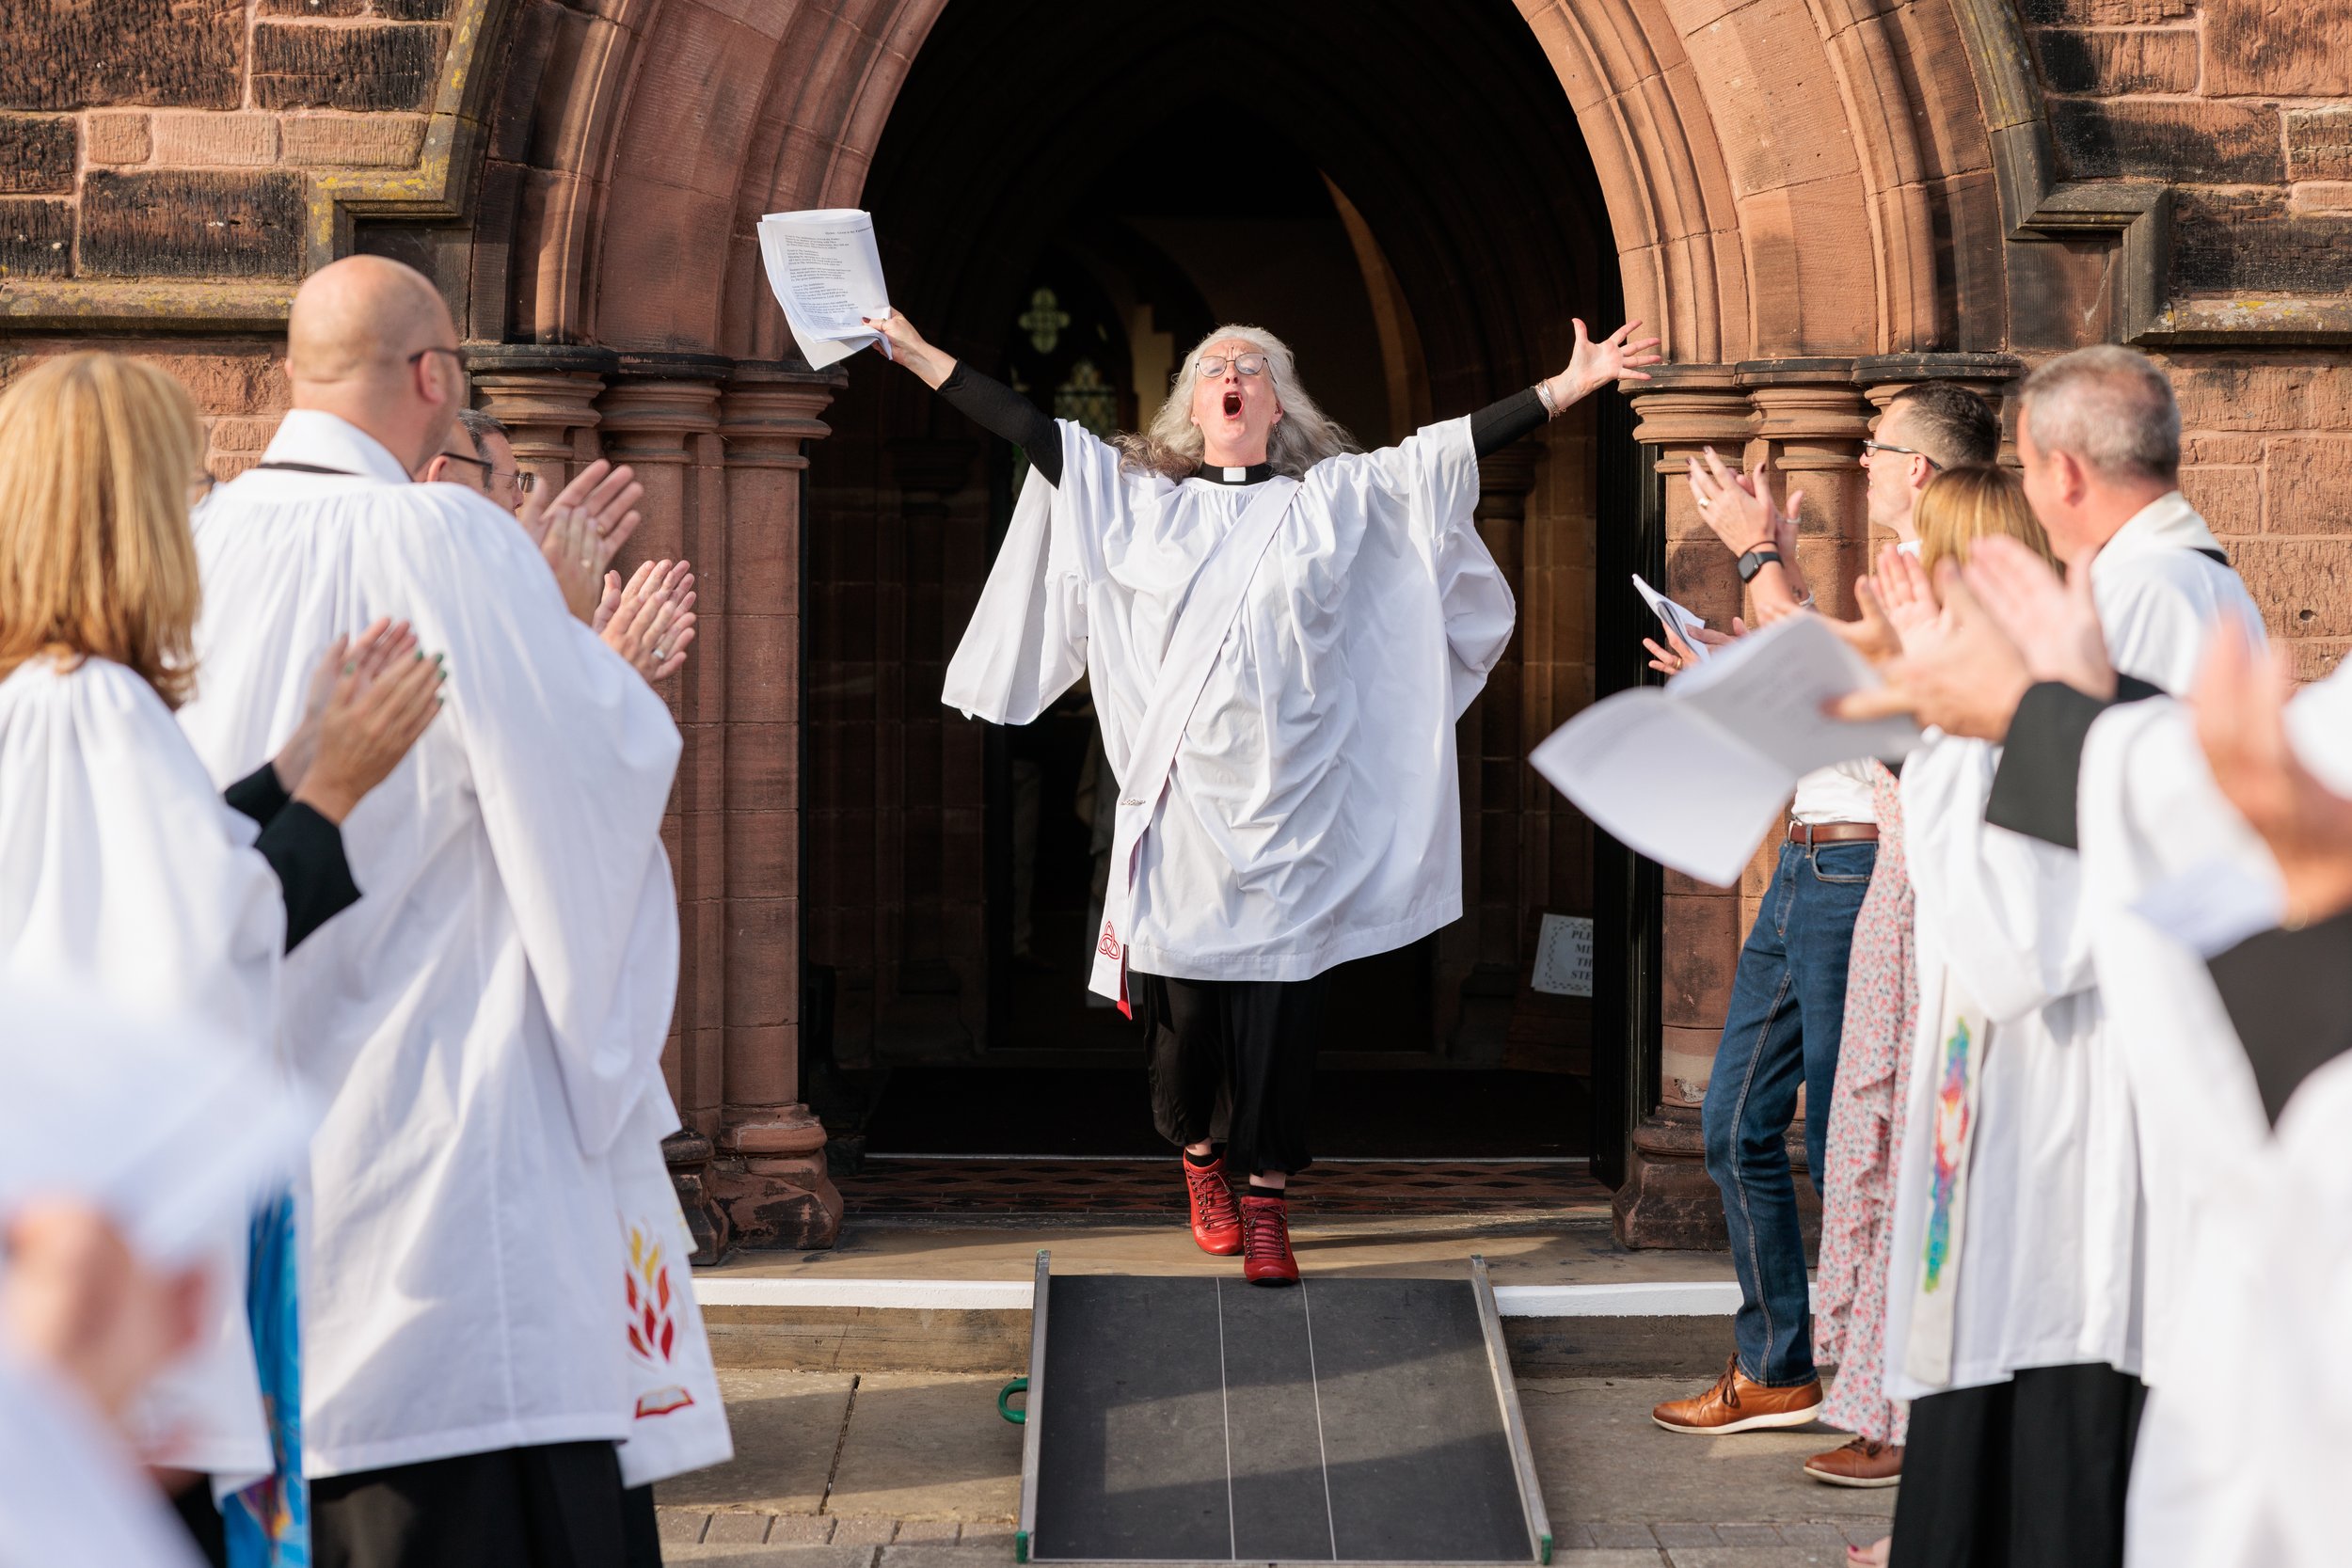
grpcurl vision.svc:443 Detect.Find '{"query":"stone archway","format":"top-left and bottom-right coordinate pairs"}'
top-left (454, 0), bottom-right (2057, 1247)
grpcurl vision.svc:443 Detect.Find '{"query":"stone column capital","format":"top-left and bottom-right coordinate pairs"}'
top-left (720, 359), bottom-right (843, 470)
top-left (463, 341), bottom-right (618, 465)
top-left (596, 352), bottom-right (729, 462)
top-left (1629, 364), bottom-right (1751, 450)
top-left (1852, 351), bottom-right (2024, 412)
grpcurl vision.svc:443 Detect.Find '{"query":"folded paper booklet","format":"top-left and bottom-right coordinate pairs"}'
top-left (756, 208), bottom-right (893, 369)
top-left (1529, 614), bottom-right (1919, 886)
top-left (1632, 573), bottom-right (1709, 660)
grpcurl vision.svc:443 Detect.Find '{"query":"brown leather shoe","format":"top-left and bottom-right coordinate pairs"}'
top-left (1804, 1436), bottom-right (1903, 1487)
top-left (1650, 1355), bottom-right (1823, 1434)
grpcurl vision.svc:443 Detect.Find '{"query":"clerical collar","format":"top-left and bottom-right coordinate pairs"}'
top-left (1194, 459), bottom-right (1274, 486)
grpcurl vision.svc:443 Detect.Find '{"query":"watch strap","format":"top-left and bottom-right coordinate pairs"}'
top-left (1737, 546), bottom-right (1782, 583)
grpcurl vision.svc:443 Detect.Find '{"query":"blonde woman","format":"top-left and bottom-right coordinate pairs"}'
top-left (0, 352), bottom-right (440, 1554)
top-left (870, 309), bottom-right (1659, 1280)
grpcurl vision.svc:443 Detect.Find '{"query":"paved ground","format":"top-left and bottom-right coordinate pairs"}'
top-left (654, 1370), bottom-right (1892, 1567)
top-left (696, 1212), bottom-right (1735, 1288)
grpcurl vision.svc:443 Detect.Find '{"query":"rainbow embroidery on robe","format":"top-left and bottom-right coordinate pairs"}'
top-left (1921, 1015), bottom-right (1976, 1293)
top-left (625, 1222), bottom-right (694, 1418)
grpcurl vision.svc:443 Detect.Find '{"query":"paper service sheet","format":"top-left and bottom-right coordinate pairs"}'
top-left (1529, 615), bottom-right (1919, 886)
top-left (1632, 573), bottom-right (1709, 659)
top-left (757, 209), bottom-right (892, 370)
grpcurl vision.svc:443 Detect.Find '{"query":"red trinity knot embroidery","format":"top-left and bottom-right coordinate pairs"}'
top-left (1097, 921), bottom-right (1120, 958)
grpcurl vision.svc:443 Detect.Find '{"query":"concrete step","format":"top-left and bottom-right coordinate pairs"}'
top-left (691, 1214), bottom-right (1745, 1378)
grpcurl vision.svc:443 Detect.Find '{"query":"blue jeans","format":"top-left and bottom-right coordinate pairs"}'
top-left (1701, 837), bottom-right (1876, 1387)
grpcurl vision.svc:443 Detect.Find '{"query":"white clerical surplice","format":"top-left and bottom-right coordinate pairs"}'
top-left (944, 418), bottom-right (1513, 996)
top-left (0, 657), bottom-right (285, 1490)
top-left (177, 411), bottom-right (690, 1479)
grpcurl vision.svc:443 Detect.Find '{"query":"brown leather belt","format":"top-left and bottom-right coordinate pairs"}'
top-left (1788, 820), bottom-right (1880, 846)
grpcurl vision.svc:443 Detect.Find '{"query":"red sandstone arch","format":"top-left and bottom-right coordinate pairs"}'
top-left (480, 0), bottom-right (2016, 365)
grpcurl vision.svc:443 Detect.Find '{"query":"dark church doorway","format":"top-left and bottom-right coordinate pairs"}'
top-left (802, 0), bottom-right (1661, 1176)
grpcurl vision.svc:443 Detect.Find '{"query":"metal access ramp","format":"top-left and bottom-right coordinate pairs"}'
top-left (1012, 1254), bottom-right (1551, 1564)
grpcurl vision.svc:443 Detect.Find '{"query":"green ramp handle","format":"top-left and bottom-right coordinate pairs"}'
top-left (997, 1375), bottom-right (1028, 1424)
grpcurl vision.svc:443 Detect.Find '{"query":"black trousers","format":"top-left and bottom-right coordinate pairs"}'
top-left (1889, 1363), bottom-right (2146, 1568)
top-left (1135, 969), bottom-right (1329, 1180)
top-left (312, 1441), bottom-right (650, 1568)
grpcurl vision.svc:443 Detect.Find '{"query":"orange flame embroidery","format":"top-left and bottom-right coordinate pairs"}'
top-left (625, 1220), bottom-right (694, 1418)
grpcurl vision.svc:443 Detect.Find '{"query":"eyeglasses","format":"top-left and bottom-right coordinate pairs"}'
top-left (407, 346), bottom-right (466, 370)
top-left (437, 450), bottom-right (536, 493)
top-left (1193, 352), bottom-right (1269, 382)
top-left (1860, 438), bottom-right (1941, 469)
top-left (187, 470), bottom-right (216, 509)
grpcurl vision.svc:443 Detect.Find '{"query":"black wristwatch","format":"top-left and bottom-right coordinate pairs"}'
top-left (1736, 546), bottom-right (1782, 583)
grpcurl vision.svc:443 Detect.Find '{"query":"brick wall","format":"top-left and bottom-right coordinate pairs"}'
top-left (2170, 355), bottom-right (2352, 678)
top-left (2029, 0), bottom-right (2352, 296)
top-left (0, 0), bottom-right (446, 286)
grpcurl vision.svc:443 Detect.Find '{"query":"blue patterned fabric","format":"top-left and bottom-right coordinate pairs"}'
top-left (225, 1193), bottom-right (308, 1567)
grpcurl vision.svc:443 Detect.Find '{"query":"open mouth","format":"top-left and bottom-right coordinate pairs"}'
top-left (1221, 389), bottom-right (1243, 419)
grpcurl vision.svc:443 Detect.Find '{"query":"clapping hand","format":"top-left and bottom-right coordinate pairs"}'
top-left (520, 459), bottom-right (644, 624)
top-left (1686, 448), bottom-right (1811, 617)
top-left (274, 620), bottom-right (418, 792)
top-left (294, 644), bottom-right (448, 824)
top-left (1828, 559), bottom-right (2034, 740)
top-left (599, 558), bottom-right (698, 682)
top-left (1963, 537), bottom-right (2115, 700)
top-left (540, 504), bottom-right (608, 623)
top-left (2193, 624), bottom-right (2352, 927)
top-left (518, 457), bottom-right (643, 551)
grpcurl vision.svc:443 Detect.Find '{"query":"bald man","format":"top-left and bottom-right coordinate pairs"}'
top-left (176, 255), bottom-right (720, 1566)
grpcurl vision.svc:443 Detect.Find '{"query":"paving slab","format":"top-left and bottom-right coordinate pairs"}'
top-left (656, 1369), bottom-right (854, 1512)
top-left (823, 1372), bottom-right (1025, 1524)
top-left (1518, 1377), bottom-right (1894, 1528)
top-left (659, 1547), bottom-right (879, 1567)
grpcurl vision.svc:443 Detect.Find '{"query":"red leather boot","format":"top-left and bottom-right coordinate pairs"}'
top-left (1239, 1191), bottom-right (1299, 1285)
top-left (1182, 1156), bottom-right (1243, 1256)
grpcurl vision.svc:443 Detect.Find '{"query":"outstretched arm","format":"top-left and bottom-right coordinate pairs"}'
top-left (1470, 318), bottom-right (1661, 456)
top-left (866, 311), bottom-right (1064, 485)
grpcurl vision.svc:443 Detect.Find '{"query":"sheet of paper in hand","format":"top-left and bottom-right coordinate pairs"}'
top-left (1529, 613), bottom-right (1918, 887)
top-left (756, 208), bottom-right (892, 369)
top-left (1632, 573), bottom-right (1709, 660)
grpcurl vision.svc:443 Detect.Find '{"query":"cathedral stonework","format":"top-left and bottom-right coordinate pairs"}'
top-left (7, 0), bottom-right (2346, 1247)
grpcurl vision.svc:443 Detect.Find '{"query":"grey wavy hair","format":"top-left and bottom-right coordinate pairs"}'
top-left (1115, 325), bottom-right (1359, 482)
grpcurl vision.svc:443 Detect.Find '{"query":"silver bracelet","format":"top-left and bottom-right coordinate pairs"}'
top-left (1534, 380), bottom-right (1560, 419)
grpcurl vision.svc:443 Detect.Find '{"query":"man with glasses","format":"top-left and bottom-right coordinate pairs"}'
top-left (1646, 385), bottom-right (1999, 1491)
top-left (178, 254), bottom-right (701, 1568)
top-left (420, 407), bottom-right (536, 515)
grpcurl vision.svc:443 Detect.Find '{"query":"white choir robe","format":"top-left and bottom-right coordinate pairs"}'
top-left (2074, 667), bottom-right (2352, 1568)
top-left (177, 411), bottom-right (687, 1479)
top-left (1883, 506), bottom-right (2260, 1404)
top-left (1883, 735), bottom-right (2133, 1398)
top-left (0, 656), bottom-right (280, 1488)
top-left (944, 419), bottom-right (1512, 988)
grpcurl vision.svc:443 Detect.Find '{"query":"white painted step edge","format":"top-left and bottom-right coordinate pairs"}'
top-left (691, 1277), bottom-right (1748, 1317)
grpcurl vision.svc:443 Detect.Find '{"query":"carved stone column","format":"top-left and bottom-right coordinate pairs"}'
top-left (463, 343), bottom-right (619, 484)
top-left (1740, 360), bottom-right (1871, 619)
top-left (1615, 368), bottom-right (1752, 1249)
top-left (703, 358), bottom-right (846, 1250)
top-left (596, 353), bottom-right (734, 1257)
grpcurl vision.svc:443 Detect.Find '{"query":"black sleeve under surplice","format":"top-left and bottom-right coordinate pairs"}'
top-left (937, 362), bottom-right (1553, 487)
top-left (1984, 674), bottom-right (2169, 849)
top-left (225, 762), bottom-right (361, 952)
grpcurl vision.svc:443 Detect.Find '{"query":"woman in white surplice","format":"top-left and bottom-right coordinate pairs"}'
top-left (867, 310), bottom-right (1659, 1281)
